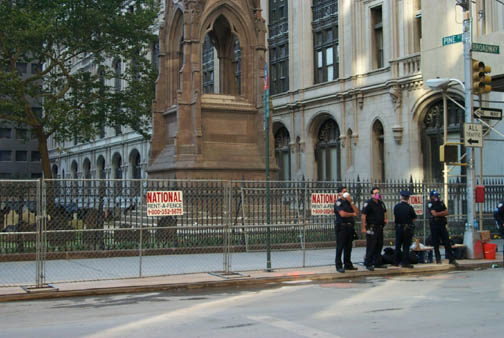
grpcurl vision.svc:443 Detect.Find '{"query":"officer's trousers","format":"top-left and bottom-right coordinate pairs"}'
top-left (498, 222), bottom-right (504, 263)
top-left (335, 223), bottom-right (354, 268)
top-left (394, 225), bottom-right (413, 265)
top-left (430, 223), bottom-right (455, 262)
top-left (364, 224), bottom-right (384, 267)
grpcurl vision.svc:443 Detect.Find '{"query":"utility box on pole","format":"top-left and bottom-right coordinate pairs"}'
top-left (475, 185), bottom-right (485, 203)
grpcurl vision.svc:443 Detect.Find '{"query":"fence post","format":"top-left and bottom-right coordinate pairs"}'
top-left (35, 179), bottom-right (47, 288)
top-left (223, 181), bottom-right (232, 274)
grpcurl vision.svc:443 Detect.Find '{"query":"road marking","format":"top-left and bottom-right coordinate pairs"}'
top-left (248, 315), bottom-right (345, 338)
top-left (83, 285), bottom-right (309, 338)
top-left (313, 277), bottom-right (446, 319)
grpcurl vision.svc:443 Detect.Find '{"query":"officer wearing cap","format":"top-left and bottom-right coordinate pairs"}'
top-left (361, 187), bottom-right (388, 271)
top-left (428, 190), bottom-right (457, 265)
top-left (493, 200), bottom-right (504, 263)
top-left (334, 187), bottom-right (359, 273)
top-left (393, 191), bottom-right (417, 268)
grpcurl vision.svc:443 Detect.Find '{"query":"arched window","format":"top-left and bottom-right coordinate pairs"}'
top-left (83, 159), bottom-right (91, 179)
top-left (130, 150), bottom-right (141, 179)
top-left (51, 164), bottom-right (58, 178)
top-left (97, 156), bottom-right (106, 179)
top-left (202, 15), bottom-right (242, 95)
top-left (316, 119), bottom-right (341, 181)
top-left (112, 153), bottom-right (122, 179)
top-left (71, 161), bottom-right (78, 179)
top-left (202, 35), bottom-right (215, 94)
top-left (421, 98), bottom-right (464, 181)
top-left (274, 126), bottom-right (291, 181)
top-left (112, 153), bottom-right (123, 196)
top-left (113, 59), bottom-right (122, 136)
top-left (372, 120), bottom-right (385, 181)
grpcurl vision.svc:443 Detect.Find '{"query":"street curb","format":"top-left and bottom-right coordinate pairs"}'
top-left (0, 261), bottom-right (501, 303)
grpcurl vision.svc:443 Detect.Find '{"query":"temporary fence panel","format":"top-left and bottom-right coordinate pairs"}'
top-left (1, 178), bottom-right (504, 286)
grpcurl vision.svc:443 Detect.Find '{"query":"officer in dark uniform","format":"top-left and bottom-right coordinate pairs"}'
top-left (361, 187), bottom-right (388, 271)
top-left (334, 187), bottom-right (359, 273)
top-left (493, 200), bottom-right (504, 263)
top-left (428, 190), bottom-right (457, 265)
top-left (393, 190), bottom-right (417, 268)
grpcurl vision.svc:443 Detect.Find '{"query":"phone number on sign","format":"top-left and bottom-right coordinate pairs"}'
top-left (312, 209), bottom-right (334, 215)
top-left (147, 208), bottom-right (183, 216)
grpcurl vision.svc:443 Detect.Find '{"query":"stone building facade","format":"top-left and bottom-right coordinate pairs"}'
top-left (48, 0), bottom-right (504, 182)
top-left (264, 0), bottom-right (504, 182)
top-left (148, 0), bottom-right (276, 179)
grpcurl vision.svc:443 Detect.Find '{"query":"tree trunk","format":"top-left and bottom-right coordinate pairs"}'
top-left (35, 127), bottom-right (52, 179)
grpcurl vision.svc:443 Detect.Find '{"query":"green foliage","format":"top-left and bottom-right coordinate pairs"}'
top-left (0, 0), bottom-right (159, 177)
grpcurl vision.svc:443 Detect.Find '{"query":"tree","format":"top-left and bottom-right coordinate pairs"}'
top-left (0, 0), bottom-right (159, 178)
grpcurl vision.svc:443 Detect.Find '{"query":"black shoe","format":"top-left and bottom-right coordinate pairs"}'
top-left (391, 263), bottom-right (399, 267)
top-left (400, 264), bottom-right (414, 268)
top-left (375, 265), bottom-right (387, 269)
top-left (344, 266), bottom-right (358, 270)
top-left (449, 259), bottom-right (459, 266)
top-left (336, 267), bottom-right (345, 273)
top-left (366, 265), bottom-right (375, 271)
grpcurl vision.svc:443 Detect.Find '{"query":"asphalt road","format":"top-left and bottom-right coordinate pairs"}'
top-left (1, 268), bottom-right (503, 338)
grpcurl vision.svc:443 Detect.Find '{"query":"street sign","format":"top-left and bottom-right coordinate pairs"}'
top-left (473, 43), bottom-right (500, 54)
top-left (464, 123), bottom-right (483, 148)
top-left (474, 107), bottom-right (503, 120)
top-left (442, 34), bottom-right (462, 46)
top-left (409, 195), bottom-right (424, 215)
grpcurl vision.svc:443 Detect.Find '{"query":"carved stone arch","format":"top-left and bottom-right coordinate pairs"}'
top-left (149, 0), bottom-right (272, 179)
top-left (200, 3), bottom-right (254, 100)
top-left (414, 90), bottom-right (465, 181)
top-left (162, 7), bottom-right (185, 106)
top-left (308, 113), bottom-right (341, 181)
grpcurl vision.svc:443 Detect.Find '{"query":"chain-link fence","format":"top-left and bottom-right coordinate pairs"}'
top-left (1, 178), bottom-right (503, 287)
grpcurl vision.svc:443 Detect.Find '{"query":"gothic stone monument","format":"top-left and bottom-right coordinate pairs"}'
top-left (149, 0), bottom-right (277, 179)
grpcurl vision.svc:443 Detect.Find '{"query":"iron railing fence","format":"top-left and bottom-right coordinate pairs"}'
top-left (1, 178), bottom-right (504, 287)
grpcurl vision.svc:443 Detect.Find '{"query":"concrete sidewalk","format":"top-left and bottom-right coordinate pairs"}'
top-left (1, 253), bottom-right (502, 302)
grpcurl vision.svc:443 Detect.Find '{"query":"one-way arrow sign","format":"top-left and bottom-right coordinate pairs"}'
top-left (464, 123), bottom-right (483, 148)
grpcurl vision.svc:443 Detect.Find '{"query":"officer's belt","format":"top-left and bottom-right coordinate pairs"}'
top-left (341, 222), bottom-right (354, 227)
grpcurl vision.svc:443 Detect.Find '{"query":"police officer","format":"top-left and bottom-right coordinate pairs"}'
top-left (393, 190), bottom-right (417, 268)
top-left (334, 187), bottom-right (359, 273)
top-left (428, 190), bottom-right (457, 265)
top-left (494, 200), bottom-right (504, 263)
top-left (361, 187), bottom-right (388, 271)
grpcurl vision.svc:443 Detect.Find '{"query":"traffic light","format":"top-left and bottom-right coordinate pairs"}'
top-left (472, 59), bottom-right (492, 94)
top-left (440, 144), bottom-right (458, 163)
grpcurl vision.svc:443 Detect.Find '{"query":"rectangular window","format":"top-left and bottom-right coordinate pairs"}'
top-left (32, 107), bottom-right (42, 118)
top-left (314, 28), bottom-right (339, 84)
top-left (371, 6), bottom-right (384, 69)
top-left (268, 0), bottom-right (289, 95)
top-left (31, 151), bottom-right (41, 162)
top-left (16, 151), bottom-right (27, 161)
top-left (31, 63), bottom-right (42, 74)
top-left (313, 0), bottom-right (339, 85)
top-left (0, 128), bottom-right (11, 139)
top-left (16, 62), bottom-right (27, 74)
top-left (0, 151), bottom-right (12, 161)
top-left (413, 0), bottom-right (422, 53)
top-left (15, 128), bottom-right (27, 140)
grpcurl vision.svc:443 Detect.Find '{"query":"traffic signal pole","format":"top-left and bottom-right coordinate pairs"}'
top-left (462, 4), bottom-right (475, 227)
top-left (462, 2), bottom-right (479, 258)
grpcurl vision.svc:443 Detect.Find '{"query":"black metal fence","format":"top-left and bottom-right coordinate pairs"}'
top-left (1, 178), bottom-right (503, 286)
